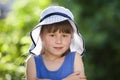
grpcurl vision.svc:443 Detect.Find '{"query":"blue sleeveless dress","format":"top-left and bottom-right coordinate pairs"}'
top-left (34, 52), bottom-right (76, 80)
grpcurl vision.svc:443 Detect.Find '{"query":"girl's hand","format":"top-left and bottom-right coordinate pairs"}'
top-left (63, 72), bottom-right (86, 80)
top-left (63, 72), bottom-right (81, 80)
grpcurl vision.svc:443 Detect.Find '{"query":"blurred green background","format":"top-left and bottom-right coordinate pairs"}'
top-left (0, 0), bottom-right (120, 80)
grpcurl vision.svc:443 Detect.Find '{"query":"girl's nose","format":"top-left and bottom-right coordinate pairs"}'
top-left (55, 36), bottom-right (62, 44)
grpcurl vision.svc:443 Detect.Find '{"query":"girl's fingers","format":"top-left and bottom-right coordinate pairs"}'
top-left (73, 71), bottom-right (81, 75)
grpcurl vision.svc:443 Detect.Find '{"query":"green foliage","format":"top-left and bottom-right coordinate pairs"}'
top-left (73, 0), bottom-right (120, 80)
top-left (0, 0), bottom-right (51, 79)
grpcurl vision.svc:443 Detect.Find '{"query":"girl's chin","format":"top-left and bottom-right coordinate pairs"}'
top-left (50, 52), bottom-right (65, 57)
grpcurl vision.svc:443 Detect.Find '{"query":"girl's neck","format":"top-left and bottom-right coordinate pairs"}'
top-left (42, 52), bottom-right (66, 71)
top-left (42, 53), bottom-right (64, 62)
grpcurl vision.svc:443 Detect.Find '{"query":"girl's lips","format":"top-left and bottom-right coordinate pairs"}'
top-left (54, 47), bottom-right (63, 50)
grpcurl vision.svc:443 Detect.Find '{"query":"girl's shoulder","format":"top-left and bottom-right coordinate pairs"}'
top-left (26, 54), bottom-right (35, 64)
top-left (26, 54), bottom-right (37, 80)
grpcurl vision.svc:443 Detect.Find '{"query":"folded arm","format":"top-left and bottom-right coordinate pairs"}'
top-left (63, 52), bottom-right (87, 80)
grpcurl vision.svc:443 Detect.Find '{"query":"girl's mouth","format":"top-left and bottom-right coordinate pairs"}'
top-left (54, 47), bottom-right (63, 50)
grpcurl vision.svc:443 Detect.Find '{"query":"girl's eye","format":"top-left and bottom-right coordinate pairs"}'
top-left (49, 34), bottom-right (55, 37)
top-left (62, 34), bottom-right (68, 37)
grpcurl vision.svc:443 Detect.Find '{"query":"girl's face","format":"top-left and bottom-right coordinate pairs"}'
top-left (41, 30), bottom-right (72, 57)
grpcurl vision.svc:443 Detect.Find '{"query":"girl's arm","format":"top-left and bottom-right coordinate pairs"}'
top-left (26, 55), bottom-right (38, 80)
top-left (26, 55), bottom-right (50, 80)
top-left (62, 53), bottom-right (87, 80)
top-left (74, 52), bottom-right (87, 80)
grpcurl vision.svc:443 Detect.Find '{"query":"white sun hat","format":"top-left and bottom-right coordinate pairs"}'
top-left (29, 6), bottom-right (85, 55)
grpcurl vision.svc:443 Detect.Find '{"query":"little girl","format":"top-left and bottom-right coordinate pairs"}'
top-left (26, 6), bottom-right (86, 80)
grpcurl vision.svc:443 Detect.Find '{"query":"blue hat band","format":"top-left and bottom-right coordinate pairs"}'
top-left (40, 12), bottom-right (72, 22)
